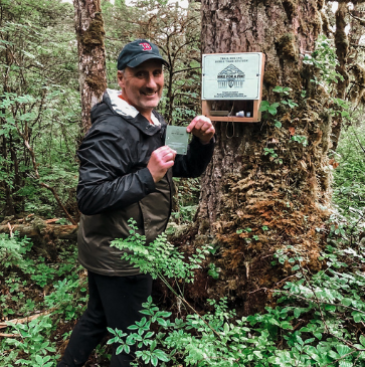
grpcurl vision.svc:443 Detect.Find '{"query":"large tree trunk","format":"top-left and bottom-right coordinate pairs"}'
top-left (194, 0), bottom-right (333, 314)
top-left (74, 0), bottom-right (107, 133)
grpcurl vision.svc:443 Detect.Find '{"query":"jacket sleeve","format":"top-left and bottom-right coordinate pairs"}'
top-left (172, 135), bottom-right (214, 178)
top-left (77, 129), bottom-right (155, 215)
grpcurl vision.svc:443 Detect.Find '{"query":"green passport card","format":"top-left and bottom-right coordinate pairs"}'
top-left (165, 126), bottom-right (189, 155)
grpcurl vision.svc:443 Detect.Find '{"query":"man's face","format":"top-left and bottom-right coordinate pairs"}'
top-left (117, 59), bottom-right (164, 116)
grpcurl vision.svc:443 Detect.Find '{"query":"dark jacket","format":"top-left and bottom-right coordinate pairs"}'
top-left (77, 89), bottom-right (214, 276)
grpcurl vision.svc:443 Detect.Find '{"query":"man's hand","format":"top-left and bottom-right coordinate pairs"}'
top-left (186, 116), bottom-right (215, 145)
top-left (147, 146), bottom-right (177, 183)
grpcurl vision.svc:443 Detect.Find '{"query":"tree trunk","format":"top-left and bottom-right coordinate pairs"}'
top-left (0, 219), bottom-right (78, 240)
top-left (194, 0), bottom-right (333, 314)
top-left (74, 0), bottom-right (107, 133)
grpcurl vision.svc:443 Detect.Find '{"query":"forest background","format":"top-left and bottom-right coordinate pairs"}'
top-left (1, 0), bottom-right (365, 366)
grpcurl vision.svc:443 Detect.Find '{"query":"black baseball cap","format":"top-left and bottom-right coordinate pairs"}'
top-left (117, 39), bottom-right (169, 70)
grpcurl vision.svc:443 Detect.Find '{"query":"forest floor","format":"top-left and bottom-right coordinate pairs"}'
top-left (0, 232), bottom-right (113, 366)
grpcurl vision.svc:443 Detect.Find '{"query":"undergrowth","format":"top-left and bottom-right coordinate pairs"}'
top-left (0, 234), bottom-right (88, 366)
top-left (333, 124), bottom-right (365, 216)
top-left (107, 214), bottom-right (365, 367)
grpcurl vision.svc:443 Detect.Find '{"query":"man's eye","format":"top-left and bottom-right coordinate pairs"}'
top-left (154, 70), bottom-right (162, 76)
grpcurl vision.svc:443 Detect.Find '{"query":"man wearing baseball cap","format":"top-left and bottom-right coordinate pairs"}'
top-left (58, 40), bottom-right (214, 366)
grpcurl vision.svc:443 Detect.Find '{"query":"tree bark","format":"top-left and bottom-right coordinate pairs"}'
top-left (195, 0), bottom-right (333, 313)
top-left (74, 0), bottom-right (107, 133)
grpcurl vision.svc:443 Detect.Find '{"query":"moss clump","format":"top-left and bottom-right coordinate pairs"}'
top-left (85, 74), bottom-right (107, 94)
top-left (350, 64), bottom-right (365, 104)
top-left (277, 33), bottom-right (297, 61)
top-left (282, 0), bottom-right (298, 20)
top-left (311, 11), bottom-right (323, 40)
top-left (320, 11), bottom-right (330, 36)
top-left (264, 64), bottom-right (280, 87)
top-left (81, 13), bottom-right (105, 53)
top-left (317, 0), bottom-right (324, 10)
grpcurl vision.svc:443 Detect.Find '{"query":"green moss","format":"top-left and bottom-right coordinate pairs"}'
top-left (282, 0), bottom-right (298, 19)
top-left (277, 33), bottom-right (297, 61)
top-left (81, 13), bottom-right (105, 54)
top-left (311, 12), bottom-right (323, 40)
top-left (264, 64), bottom-right (279, 87)
top-left (320, 11), bottom-right (330, 36)
top-left (85, 74), bottom-right (106, 92)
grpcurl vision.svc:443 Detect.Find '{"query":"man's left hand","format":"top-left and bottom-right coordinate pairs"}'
top-left (186, 116), bottom-right (215, 145)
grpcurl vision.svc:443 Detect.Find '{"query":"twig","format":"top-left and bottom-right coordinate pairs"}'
top-left (0, 310), bottom-right (52, 329)
top-left (0, 333), bottom-right (20, 338)
top-left (7, 222), bottom-right (13, 237)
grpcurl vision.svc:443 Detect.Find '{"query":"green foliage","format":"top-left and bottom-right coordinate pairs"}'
top-left (333, 125), bottom-right (365, 215)
top-left (106, 216), bottom-right (365, 367)
top-left (111, 219), bottom-right (208, 282)
top-left (263, 147), bottom-right (283, 164)
top-left (291, 135), bottom-right (308, 146)
top-left (0, 234), bottom-right (33, 272)
top-left (259, 100), bottom-right (280, 116)
top-left (303, 35), bottom-right (343, 87)
top-left (45, 277), bottom-right (88, 321)
top-left (0, 0), bottom-right (80, 218)
top-left (2, 317), bottom-right (58, 366)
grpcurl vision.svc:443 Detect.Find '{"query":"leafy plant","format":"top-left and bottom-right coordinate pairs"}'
top-left (106, 213), bottom-right (365, 366)
top-left (3, 317), bottom-right (58, 366)
top-left (291, 135), bottom-right (308, 146)
top-left (263, 147), bottom-right (283, 164)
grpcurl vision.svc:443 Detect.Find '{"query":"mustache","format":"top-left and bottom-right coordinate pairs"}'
top-left (141, 88), bottom-right (157, 94)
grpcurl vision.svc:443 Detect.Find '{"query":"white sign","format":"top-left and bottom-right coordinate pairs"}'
top-left (202, 53), bottom-right (263, 100)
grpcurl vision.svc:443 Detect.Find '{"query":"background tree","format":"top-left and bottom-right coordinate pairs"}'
top-left (74, 0), bottom-right (107, 133)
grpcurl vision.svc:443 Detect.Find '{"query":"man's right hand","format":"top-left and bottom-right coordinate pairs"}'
top-left (147, 146), bottom-right (177, 183)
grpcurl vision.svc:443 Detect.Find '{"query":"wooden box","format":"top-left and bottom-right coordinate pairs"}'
top-left (201, 52), bottom-right (265, 123)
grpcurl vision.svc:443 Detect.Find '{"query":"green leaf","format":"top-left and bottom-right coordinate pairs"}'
top-left (154, 349), bottom-right (170, 362)
top-left (325, 304), bottom-right (336, 312)
top-left (280, 321), bottom-right (293, 330)
top-left (268, 103), bottom-right (280, 115)
top-left (314, 332), bottom-right (322, 340)
top-left (157, 318), bottom-right (167, 327)
top-left (151, 356), bottom-right (158, 366)
top-left (124, 345), bottom-right (130, 354)
top-left (353, 312), bottom-right (362, 323)
top-left (274, 120), bottom-right (282, 128)
top-left (116, 345), bottom-right (124, 355)
top-left (294, 308), bottom-right (302, 318)
top-left (339, 362), bottom-right (353, 367)
top-left (150, 340), bottom-right (157, 351)
top-left (360, 335), bottom-right (365, 347)
top-left (336, 344), bottom-right (351, 357)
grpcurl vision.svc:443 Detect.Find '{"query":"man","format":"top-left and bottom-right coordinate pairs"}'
top-left (58, 39), bottom-right (215, 367)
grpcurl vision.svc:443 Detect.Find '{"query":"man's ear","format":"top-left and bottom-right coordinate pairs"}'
top-left (117, 70), bottom-right (125, 89)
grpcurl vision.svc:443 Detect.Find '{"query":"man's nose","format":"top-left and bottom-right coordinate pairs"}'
top-left (146, 73), bottom-right (157, 89)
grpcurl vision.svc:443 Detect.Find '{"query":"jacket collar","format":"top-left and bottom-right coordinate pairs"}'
top-left (105, 89), bottom-right (163, 136)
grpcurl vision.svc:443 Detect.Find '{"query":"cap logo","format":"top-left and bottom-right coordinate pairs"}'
top-left (139, 42), bottom-right (152, 51)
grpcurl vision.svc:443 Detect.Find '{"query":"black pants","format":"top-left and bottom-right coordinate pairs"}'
top-left (57, 271), bottom-right (152, 367)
